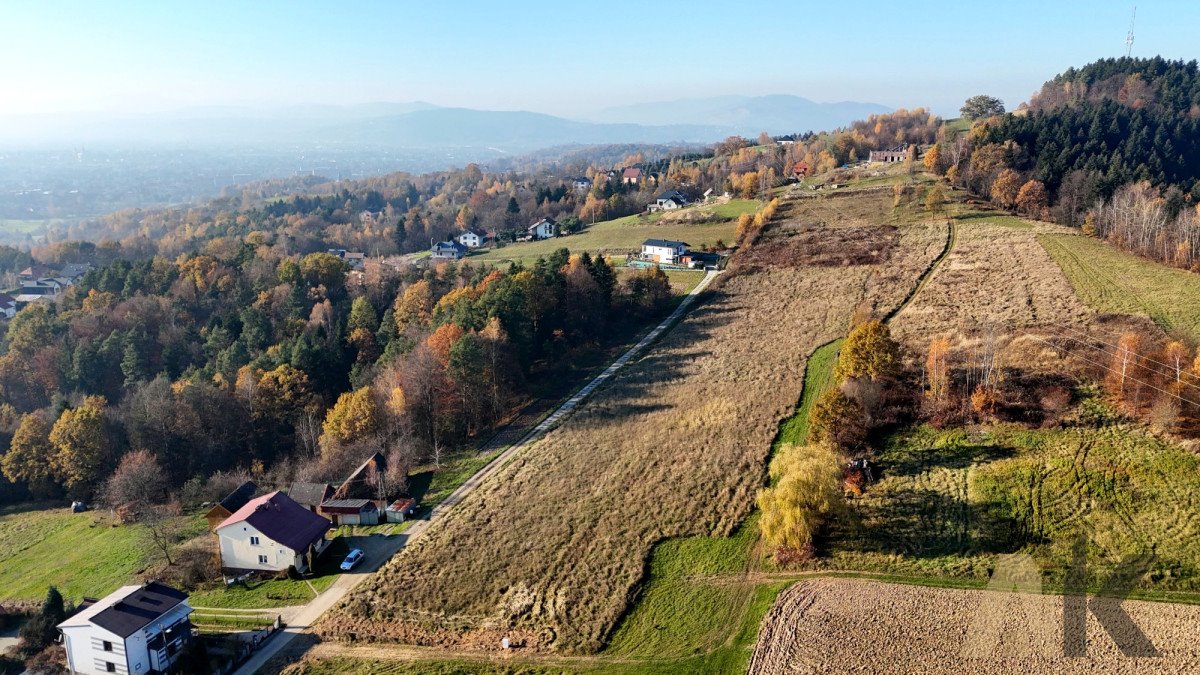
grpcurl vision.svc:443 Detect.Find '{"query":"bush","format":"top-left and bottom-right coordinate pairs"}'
top-left (757, 443), bottom-right (844, 558)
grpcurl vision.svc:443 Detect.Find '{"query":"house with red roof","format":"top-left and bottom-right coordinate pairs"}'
top-left (214, 490), bottom-right (331, 574)
top-left (622, 167), bottom-right (642, 185)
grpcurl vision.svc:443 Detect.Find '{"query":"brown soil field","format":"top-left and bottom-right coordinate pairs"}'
top-left (891, 218), bottom-right (1092, 350)
top-left (316, 205), bottom-right (949, 653)
top-left (750, 578), bottom-right (1200, 674)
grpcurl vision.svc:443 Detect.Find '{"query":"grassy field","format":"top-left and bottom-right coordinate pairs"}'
top-left (465, 199), bottom-right (758, 265)
top-left (0, 506), bottom-right (207, 603)
top-left (188, 538), bottom-right (349, 610)
top-left (316, 190), bottom-right (948, 653)
top-left (1041, 232), bottom-right (1200, 342)
top-left (773, 340), bottom-right (842, 450)
top-left (811, 421), bottom-right (1200, 592)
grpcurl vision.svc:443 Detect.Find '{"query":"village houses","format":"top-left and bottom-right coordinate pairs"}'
top-left (214, 491), bottom-right (331, 574)
top-left (430, 240), bottom-right (467, 260)
top-left (527, 217), bottom-right (558, 240)
top-left (455, 229), bottom-right (487, 249)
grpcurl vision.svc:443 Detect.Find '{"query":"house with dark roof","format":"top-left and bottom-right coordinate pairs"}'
top-left (57, 581), bottom-right (193, 675)
top-left (640, 239), bottom-right (690, 265)
top-left (319, 498), bottom-right (380, 526)
top-left (214, 491), bottom-right (331, 573)
top-left (430, 240), bottom-right (467, 260)
top-left (455, 228), bottom-right (488, 249)
top-left (0, 293), bottom-right (16, 319)
top-left (204, 480), bottom-right (258, 531)
top-left (527, 217), bottom-right (558, 240)
top-left (649, 190), bottom-right (689, 212)
top-left (288, 482), bottom-right (333, 513)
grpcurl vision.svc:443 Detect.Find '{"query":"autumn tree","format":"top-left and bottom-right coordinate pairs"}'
top-left (926, 336), bottom-right (952, 400)
top-left (102, 449), bottom-right (168, 513)
top-left (990, 169), bottom-right (1023, 208)
top-left (834, 320), bottom-right (900, 382)
top-left (757, 442), bottom-right (844, 556)
top-left (394, 280), bottom-right (434, 330)
top-left (1106, 332), bottom-right (1145, 406)
top-left (923, 144), bottom-right (942, 175)
top-left (808, 388), bottom-right (868, 451)
top-left (924, 185), bottom-right (946, 215)
top-left (49, 396), bottom-right (112, 495)
top-left (1, 413), bottom-right (56, 496)
top-left (1163, 341), bottom-right (1189, 388)
top-left (321, 387), bottom-right (380, 452)
top-left (1015, 179), bottom-right (1049, 217)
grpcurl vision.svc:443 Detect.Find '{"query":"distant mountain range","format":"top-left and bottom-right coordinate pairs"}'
top-left (0, 96), bottom-right (891, 152)
top-left (592, 95), bottom-right (892, 135)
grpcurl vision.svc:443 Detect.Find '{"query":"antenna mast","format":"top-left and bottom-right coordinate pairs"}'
top-left (1125, 6), bottom-right (1136, 57)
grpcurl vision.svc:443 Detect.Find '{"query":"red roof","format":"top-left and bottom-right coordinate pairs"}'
top-left (388, 498), bottom-right (417, 513)
top-left (216, 490), bottom-right (330, 553)
top-left (622, 167), bottom-right (641, 178)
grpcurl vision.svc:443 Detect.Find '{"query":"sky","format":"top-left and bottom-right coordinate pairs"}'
top-left (2, 0), bottom-right (1197, 120)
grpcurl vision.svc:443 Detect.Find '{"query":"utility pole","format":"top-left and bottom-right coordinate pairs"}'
top-left (1125, 6), bottom-right (1136, 58)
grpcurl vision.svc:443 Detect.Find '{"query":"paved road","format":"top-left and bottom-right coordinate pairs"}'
top-left (236, 269), bottom-right (721, 675)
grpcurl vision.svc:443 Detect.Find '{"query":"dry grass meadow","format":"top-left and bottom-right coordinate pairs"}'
top-left (749, 578), bottom-right (1200, 674)
top-left (317, 195), bottom-right (949, 653)
top-left (891, 214), bottom-right (1093, 348)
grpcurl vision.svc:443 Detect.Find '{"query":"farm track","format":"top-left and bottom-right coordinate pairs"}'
top-left (885, 219), bottom-right (956, 323)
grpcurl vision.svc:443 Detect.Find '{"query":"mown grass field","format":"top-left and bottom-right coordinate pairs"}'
top-left (188, 546), bottom-right (344, 610)
top-left (0, 506), bottom-right (206, 603)
top-left (1041, 232), bottom-right (1200, 342)
top-left (813, 421), bottom-right (1200, 594)
top-left (466, 199), bottom-right (758, 265)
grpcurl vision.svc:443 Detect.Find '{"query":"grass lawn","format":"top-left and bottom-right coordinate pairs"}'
top-left (189, 539), bottom-right (349, 610)
top-left (773, 339), bottom-right (842, 450)
top-left (0, 506), bottom-right (207, 603)
top-left (465, 200), bottom-right (757, 266)
top-left (1040, 232), bottom-right (1200, 341)
top-left (814, 420), bottom-right (1200, 595)
top-left (409, 449), bottom-right (505, 508)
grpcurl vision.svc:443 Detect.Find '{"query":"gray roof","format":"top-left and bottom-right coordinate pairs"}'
top-left (320, 498), bottom-right (378, 513)
top-left (288, 482), bottom-right (332, 507)
top-left (657, 190), bottom-right (687, 202)
top-left (643, 239), bottom-right (689, 248)
top-left (89, 582), bottom-right (188, 638)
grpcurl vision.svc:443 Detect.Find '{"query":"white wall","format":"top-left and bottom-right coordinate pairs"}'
top-left (217, 523), bottom-right (304, 572)
top-left (62, 623), bottom-right (126, 675)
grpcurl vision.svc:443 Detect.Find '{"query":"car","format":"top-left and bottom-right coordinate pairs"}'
top-left (340, 548), bottom-right (364, 571)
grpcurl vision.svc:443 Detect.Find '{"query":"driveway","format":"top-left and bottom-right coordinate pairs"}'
top-left (236, 269), bottom-right (721, 674)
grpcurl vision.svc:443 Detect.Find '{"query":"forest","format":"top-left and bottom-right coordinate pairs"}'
top-left (926, 57), bottom-right (1200, 271)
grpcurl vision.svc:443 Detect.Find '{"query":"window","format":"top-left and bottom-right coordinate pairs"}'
top-left (258, 554), bottom-right (268, 564)
top-left (102, 640), bottom-right (113, 652)
top-left (105, 663), bottom-right (116, 673)
top-left (250, 536), bottom-right (260, 546)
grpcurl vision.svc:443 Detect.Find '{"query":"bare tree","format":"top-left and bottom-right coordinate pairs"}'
top-left (143, 502), bottom-right (182, 566)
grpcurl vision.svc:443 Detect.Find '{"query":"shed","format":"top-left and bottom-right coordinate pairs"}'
top-left (385, 498), bottom-right (419, 523)
top-left (320, 499), bottom-right (380, 526)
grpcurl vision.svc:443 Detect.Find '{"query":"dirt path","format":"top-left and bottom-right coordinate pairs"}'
top-left (239, 270), bottom-right (722, 675)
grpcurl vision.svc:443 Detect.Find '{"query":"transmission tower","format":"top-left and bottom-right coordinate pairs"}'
top-left (1125, 6), bottom-right (1136, 57)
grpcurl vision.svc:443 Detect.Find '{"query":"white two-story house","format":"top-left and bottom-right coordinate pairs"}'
top-left (527, 217), bottom-right (558, 240)
top-left (57, 581), bottom-right (193, 675)
top-left (455, 229), bottom-right (487, 249)
top-left (215, 490), bottom-right (332, 573)
top-left (640, 239), bottom-right (689, 265)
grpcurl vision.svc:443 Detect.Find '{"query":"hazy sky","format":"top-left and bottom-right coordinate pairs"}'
top-left (2, 0), bottom-right (1196, 119)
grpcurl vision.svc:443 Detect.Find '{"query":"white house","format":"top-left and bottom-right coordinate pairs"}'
top-left (528, 218), bottom-right (558, 240)
top-left (430, 241), bottom-right (467, 260)
top-left (57, 581), bottom-right (193, 675)
top-left (215, 491), bottom-right (332, 574)
top-left (0, 293), bottom-right (16, 319)
top-left (571, 177), bottom-right (592, 192)
top-left (641, 239), bottom-right (689, 265)
top-left (650, 190), bottom-right (688, 212)
top-left (456, 229), bottom-right (486, 249)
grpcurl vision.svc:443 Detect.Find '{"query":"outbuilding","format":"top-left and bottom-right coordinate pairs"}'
top-left (320, 499), bottom-right (380, 526)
